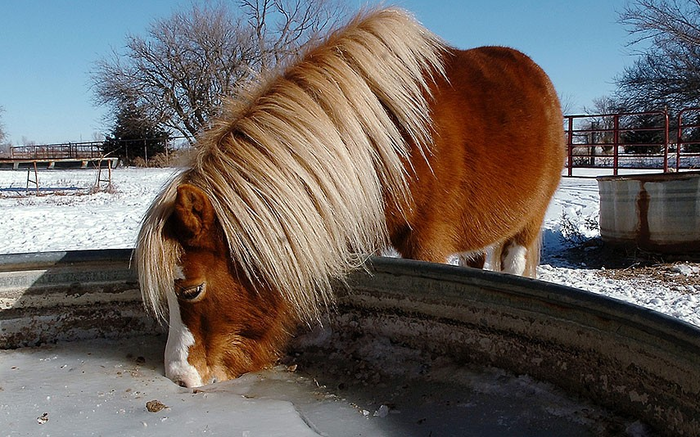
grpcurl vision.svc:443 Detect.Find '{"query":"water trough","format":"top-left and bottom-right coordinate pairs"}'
top-left (598, 171), bottom-right (700, 254)
top-left (1, 250), bottom-right (699, 436)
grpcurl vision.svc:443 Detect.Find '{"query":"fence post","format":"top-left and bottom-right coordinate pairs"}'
top-left (613, 114), bottom-right (620, 176)
top-left (567, 116), bottom-right (573, 176)
top-left (663, 109), bottom-right (669, 173)
top-left (677, 110), bottom-right (682, 172)
top-left (677, 109), bottom-right (688, 172)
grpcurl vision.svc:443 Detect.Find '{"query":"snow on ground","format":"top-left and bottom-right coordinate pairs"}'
top-left (0, 168), bottom-right (177, 253)
top-left (0, 166), bottom-right (698, 327)
top-left (539, 175), bottom-right (700, 326)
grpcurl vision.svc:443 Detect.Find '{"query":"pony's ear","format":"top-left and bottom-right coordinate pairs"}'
top-left (171, 184), bottom-right (216, 246)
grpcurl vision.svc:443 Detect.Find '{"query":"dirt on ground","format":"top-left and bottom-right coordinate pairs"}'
top-left (552, 239), bottom-right (700, 292)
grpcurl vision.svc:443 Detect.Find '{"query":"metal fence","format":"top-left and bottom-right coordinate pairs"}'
top-left (564, 110), bottom-right (700, 176)
top-left (10, 142), bottom-right (105, 160)
top-left (7, 116), bottom-right (700, 176)
top-left (676, 107), bottom-right (700, 170)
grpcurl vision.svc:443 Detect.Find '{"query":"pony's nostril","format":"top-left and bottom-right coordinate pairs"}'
top-left (176, 380), bottom-right (188, 388)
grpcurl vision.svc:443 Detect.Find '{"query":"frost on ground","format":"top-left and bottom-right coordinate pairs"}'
top-left (0, 167), bottom-right (698, 326)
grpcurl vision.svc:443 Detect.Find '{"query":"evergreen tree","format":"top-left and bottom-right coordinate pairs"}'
top-left (620, 113), bottom-right (666, 154)
top-left (103, 105), bottom-right (169, 165)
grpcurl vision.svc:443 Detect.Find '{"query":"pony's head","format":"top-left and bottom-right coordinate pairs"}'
top-left (135, 7), bottom-right (444, 387)
top-left (157, 184), bottom-right (291, 386)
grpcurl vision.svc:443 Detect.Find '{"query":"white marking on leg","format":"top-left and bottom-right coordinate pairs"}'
top-left (164, 290), bottom-right (203, 388)
top-left (502, 243), bottom-right (527, 275)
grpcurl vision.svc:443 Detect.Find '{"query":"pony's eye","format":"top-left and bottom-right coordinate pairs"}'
top-left (177, 283), bottom-right (206, 301)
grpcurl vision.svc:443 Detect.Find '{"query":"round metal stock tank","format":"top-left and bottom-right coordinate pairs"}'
top-left (0, 249), bottom-right (162, 347)
top-left (597, 171), bottom-right (700, 253)
top-left (1, 251), bottom-right (699, 435)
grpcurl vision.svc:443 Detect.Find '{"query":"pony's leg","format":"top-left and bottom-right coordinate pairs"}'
top-left (455, 244), bottom-right (503, 271)
top-left (394, 232), bottom-right (455, 264)
top-left (455, 238), bottom-right (538, 276)
top-left (500, 240), bottom-right (529, 275)
top-left (499, 215), bottom-right (544, 278)
top-left (455, 251), bottom-right (485, 268)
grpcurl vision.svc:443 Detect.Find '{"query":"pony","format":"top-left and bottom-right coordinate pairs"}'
top-left (136, 7), bottom-right (565, 388)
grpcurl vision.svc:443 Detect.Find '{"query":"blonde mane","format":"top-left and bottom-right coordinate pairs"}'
top-left (136, 7), bottom-right (446, 322)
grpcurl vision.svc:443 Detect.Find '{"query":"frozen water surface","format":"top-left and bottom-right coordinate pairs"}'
top-left (1, 334), bottom-right (647, 437)
top-left (1, 336), bottom-right (317, 437)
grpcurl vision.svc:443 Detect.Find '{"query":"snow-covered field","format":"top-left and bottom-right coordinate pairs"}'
top-left (0, 166), bottom-right (698, 326)
top-left (0, 168), bottom-right (176, 253)
top-left (539, 176), bottom-right (700, 326)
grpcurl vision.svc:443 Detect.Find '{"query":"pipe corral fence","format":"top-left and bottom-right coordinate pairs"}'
top-left (0, 142), bottom-right (119, 170)
top-left (10, 142), bottom-right (105, 160)
top-left (565, 109), bottom-right (700, 176)
top-left (4, 111), bottom-right (700, 177)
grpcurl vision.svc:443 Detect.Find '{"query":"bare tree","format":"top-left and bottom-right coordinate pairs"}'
top-left (583, 96), bottom-right (622, 116)
top-left (0, 106), bottom-right (7, 145)
top-left (582, 96), bottom-right (626, 154)
top-left (241, 0), bottom-right (345, 70)
top-left (0, 106), bottom-right (9, 158)
top-left (92, 0), bottom-right (348, 143)
top-left (557, 93), bottom-right (576, 116)
top-left (617, 0), bottom-right (700, 111)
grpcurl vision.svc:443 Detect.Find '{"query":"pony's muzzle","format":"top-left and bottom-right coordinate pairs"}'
top-left (165, 359), bottom-right (204, 388)
top-left (166, 364), bottom-right (222, 388)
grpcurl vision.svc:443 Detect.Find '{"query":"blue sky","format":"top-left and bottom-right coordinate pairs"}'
top-left (0, 0), bottom-right (637, 145)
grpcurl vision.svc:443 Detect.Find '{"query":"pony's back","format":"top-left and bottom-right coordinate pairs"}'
top-left (388, 46), bottom-right (564, 273)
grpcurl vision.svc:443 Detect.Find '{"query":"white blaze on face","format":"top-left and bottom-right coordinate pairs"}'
top-left (164, 288), bottom-right (203, 388)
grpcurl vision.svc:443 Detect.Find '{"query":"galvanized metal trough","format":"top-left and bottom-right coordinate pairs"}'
top-left (1, 250), bottom-right (699, 436)
top-left (598, 171), bottom-right (700, 254)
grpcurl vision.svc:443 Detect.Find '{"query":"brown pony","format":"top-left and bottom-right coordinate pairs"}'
top-left (136, 7), bottom-right (564, 388)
